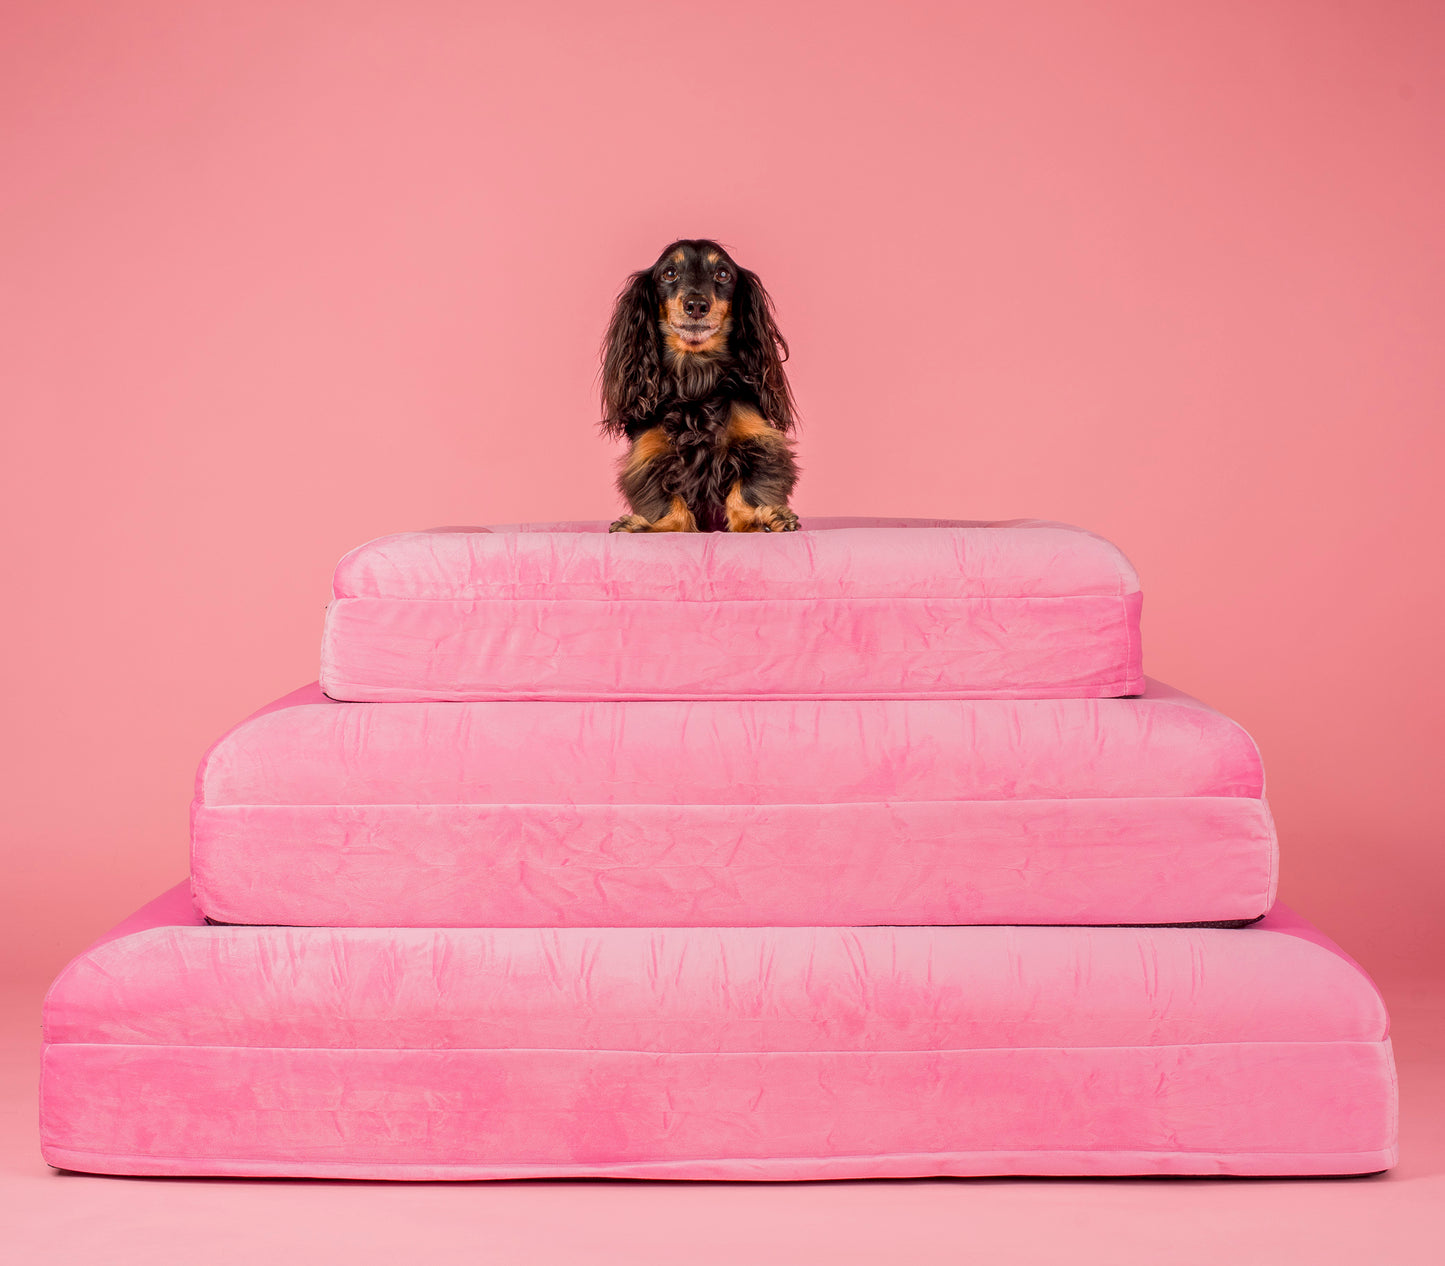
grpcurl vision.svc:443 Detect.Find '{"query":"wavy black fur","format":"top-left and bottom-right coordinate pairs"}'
top-left (600, 240), bottom-right (799, 533)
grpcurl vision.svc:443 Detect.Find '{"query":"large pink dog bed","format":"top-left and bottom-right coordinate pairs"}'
top-left (41, 885), bottom-right (1396, 1180)
top-left (319, 519), bottom-right (1144, 702)
top-left (191, 679), bottom-right (1274, 928)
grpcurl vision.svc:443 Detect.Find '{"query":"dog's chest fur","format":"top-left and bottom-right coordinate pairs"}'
top-left (651, 398), bottom-right (753, 530)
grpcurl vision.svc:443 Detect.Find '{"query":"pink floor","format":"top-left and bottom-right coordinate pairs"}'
top-left (4, 979), bottom-right (1442, 1265)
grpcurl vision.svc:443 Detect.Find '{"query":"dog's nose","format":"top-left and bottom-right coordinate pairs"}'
top-left (683, 296), bottom-right (711, 319)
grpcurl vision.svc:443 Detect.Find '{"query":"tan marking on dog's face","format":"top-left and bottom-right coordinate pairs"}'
top-left (661, 295), bottom-right (731, 357)
top-left (652, 240), bottom-right (739, 356)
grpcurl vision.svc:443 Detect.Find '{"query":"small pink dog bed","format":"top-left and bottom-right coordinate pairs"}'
top-left (319, 518), bottom-right (1144, 702)
top-left (190, 679), bottom-right (1274, 928)
top-left (41, 885), bottom-right (1396, 1179)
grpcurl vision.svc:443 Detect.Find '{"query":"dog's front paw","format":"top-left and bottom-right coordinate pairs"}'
top-left (609, 514), bottom-right (650, 533)
top-left (762, 506), bottom-right (800, 533)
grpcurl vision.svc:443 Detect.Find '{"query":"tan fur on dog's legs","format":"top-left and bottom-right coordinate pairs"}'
top-left (609, 497), bottom-right (699, 533)
top-left (724, 483), bottom-right (799, 533)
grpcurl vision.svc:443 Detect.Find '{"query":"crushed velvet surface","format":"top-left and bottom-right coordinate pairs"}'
top-left (190, 679), bottom-right (1275, 927)
top-left (40, 886), bottom-right (1397, 1179)
top-left (319, 519), bottom-right (1145, 701)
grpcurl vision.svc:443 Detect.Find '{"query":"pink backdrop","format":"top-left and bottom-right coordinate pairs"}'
top-left (3, 1), bottom-right (1442, 987)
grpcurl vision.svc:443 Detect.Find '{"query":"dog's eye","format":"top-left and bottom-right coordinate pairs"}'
top-left (661, 267), bottom-right (677, 282)
top-left (714, 268), bottom-right (731, 283)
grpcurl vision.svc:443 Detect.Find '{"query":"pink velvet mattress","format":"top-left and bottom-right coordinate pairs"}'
top-left (190, 679), bottom-right (1275, 928)
top-left (319, 518), bottom-right (1144, 702)
top-left (40, 885), bottom-right (1397, 1180)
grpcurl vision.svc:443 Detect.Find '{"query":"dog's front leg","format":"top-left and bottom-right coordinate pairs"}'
top-left (720, 407), bottom-right (799, 532)
top-left (609, 514), bottom-right (653, 533)
top-left (724, 485), bottom-right (799, 533)
top-left (609, 497), bottom-right (699, 533)
top-left (611, 430), bottom-right (697, 532)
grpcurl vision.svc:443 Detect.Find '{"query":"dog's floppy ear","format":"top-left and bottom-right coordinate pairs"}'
top-left (732, 267), bottom-right (796, 433)
top-left (600, 270), bottom-right (662, 438)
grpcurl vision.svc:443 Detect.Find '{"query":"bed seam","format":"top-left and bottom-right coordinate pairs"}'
top-left (42, 1039), bottom-right (1391, 1054)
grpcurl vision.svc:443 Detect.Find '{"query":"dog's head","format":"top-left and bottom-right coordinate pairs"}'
top-left (653, 240), bottom-right (738, 356)
top-left (601, 239), bottom-right (794, 436)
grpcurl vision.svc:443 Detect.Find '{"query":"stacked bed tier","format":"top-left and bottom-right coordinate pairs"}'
top-left (320, 518), bottom-right (1144, 701)
top-left (41, 886), bottom-right (1396, 1180)
top-left (193, 681), bottom-right (1275, 927)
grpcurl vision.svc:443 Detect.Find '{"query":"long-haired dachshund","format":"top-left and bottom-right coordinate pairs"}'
top-left (601, 239), bottom-right (799, 532)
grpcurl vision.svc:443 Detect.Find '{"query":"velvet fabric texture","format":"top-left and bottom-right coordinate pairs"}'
top-left (42, 519), bottom-right (1395, 1181)
top-left (40, 886), bottom-right (1397, 1179)
top-left (190, 679), bottom-right (1275, 927)
top-left (319, 519), bottom-right (1144, 702)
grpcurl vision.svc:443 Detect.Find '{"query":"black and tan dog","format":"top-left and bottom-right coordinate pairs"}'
top-left (601, 239), bottom-right (799, 532)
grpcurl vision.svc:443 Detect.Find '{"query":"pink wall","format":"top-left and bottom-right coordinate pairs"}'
top-left (3, 1), bottom-right (1442, 985)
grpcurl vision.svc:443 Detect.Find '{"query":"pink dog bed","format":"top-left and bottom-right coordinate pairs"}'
top-left (191, 679), bottom-right (1274, 928)
top-left (319, 519), bottom-right (1144, 702)
top-left (41, 885), bottom-right (1396, 1179)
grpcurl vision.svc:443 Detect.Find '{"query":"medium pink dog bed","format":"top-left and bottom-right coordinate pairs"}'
top-left (190, 679), bottom-right (1275, 928)
top-left (41, 885), bottom-right (1396, 1179)
top-left (319, 519), bottom-right (1144, 702)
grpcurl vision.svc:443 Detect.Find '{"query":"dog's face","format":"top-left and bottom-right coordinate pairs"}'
top-left (601, 237), bottom-right (795, 437)
top-left (652, 240), bottom-right (738, 357)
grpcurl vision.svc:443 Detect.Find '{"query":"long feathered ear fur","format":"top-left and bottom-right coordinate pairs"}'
top-left (600, 270), bottom-right (662, 438)
top-left (732, 267), bottom-right (796, 433)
